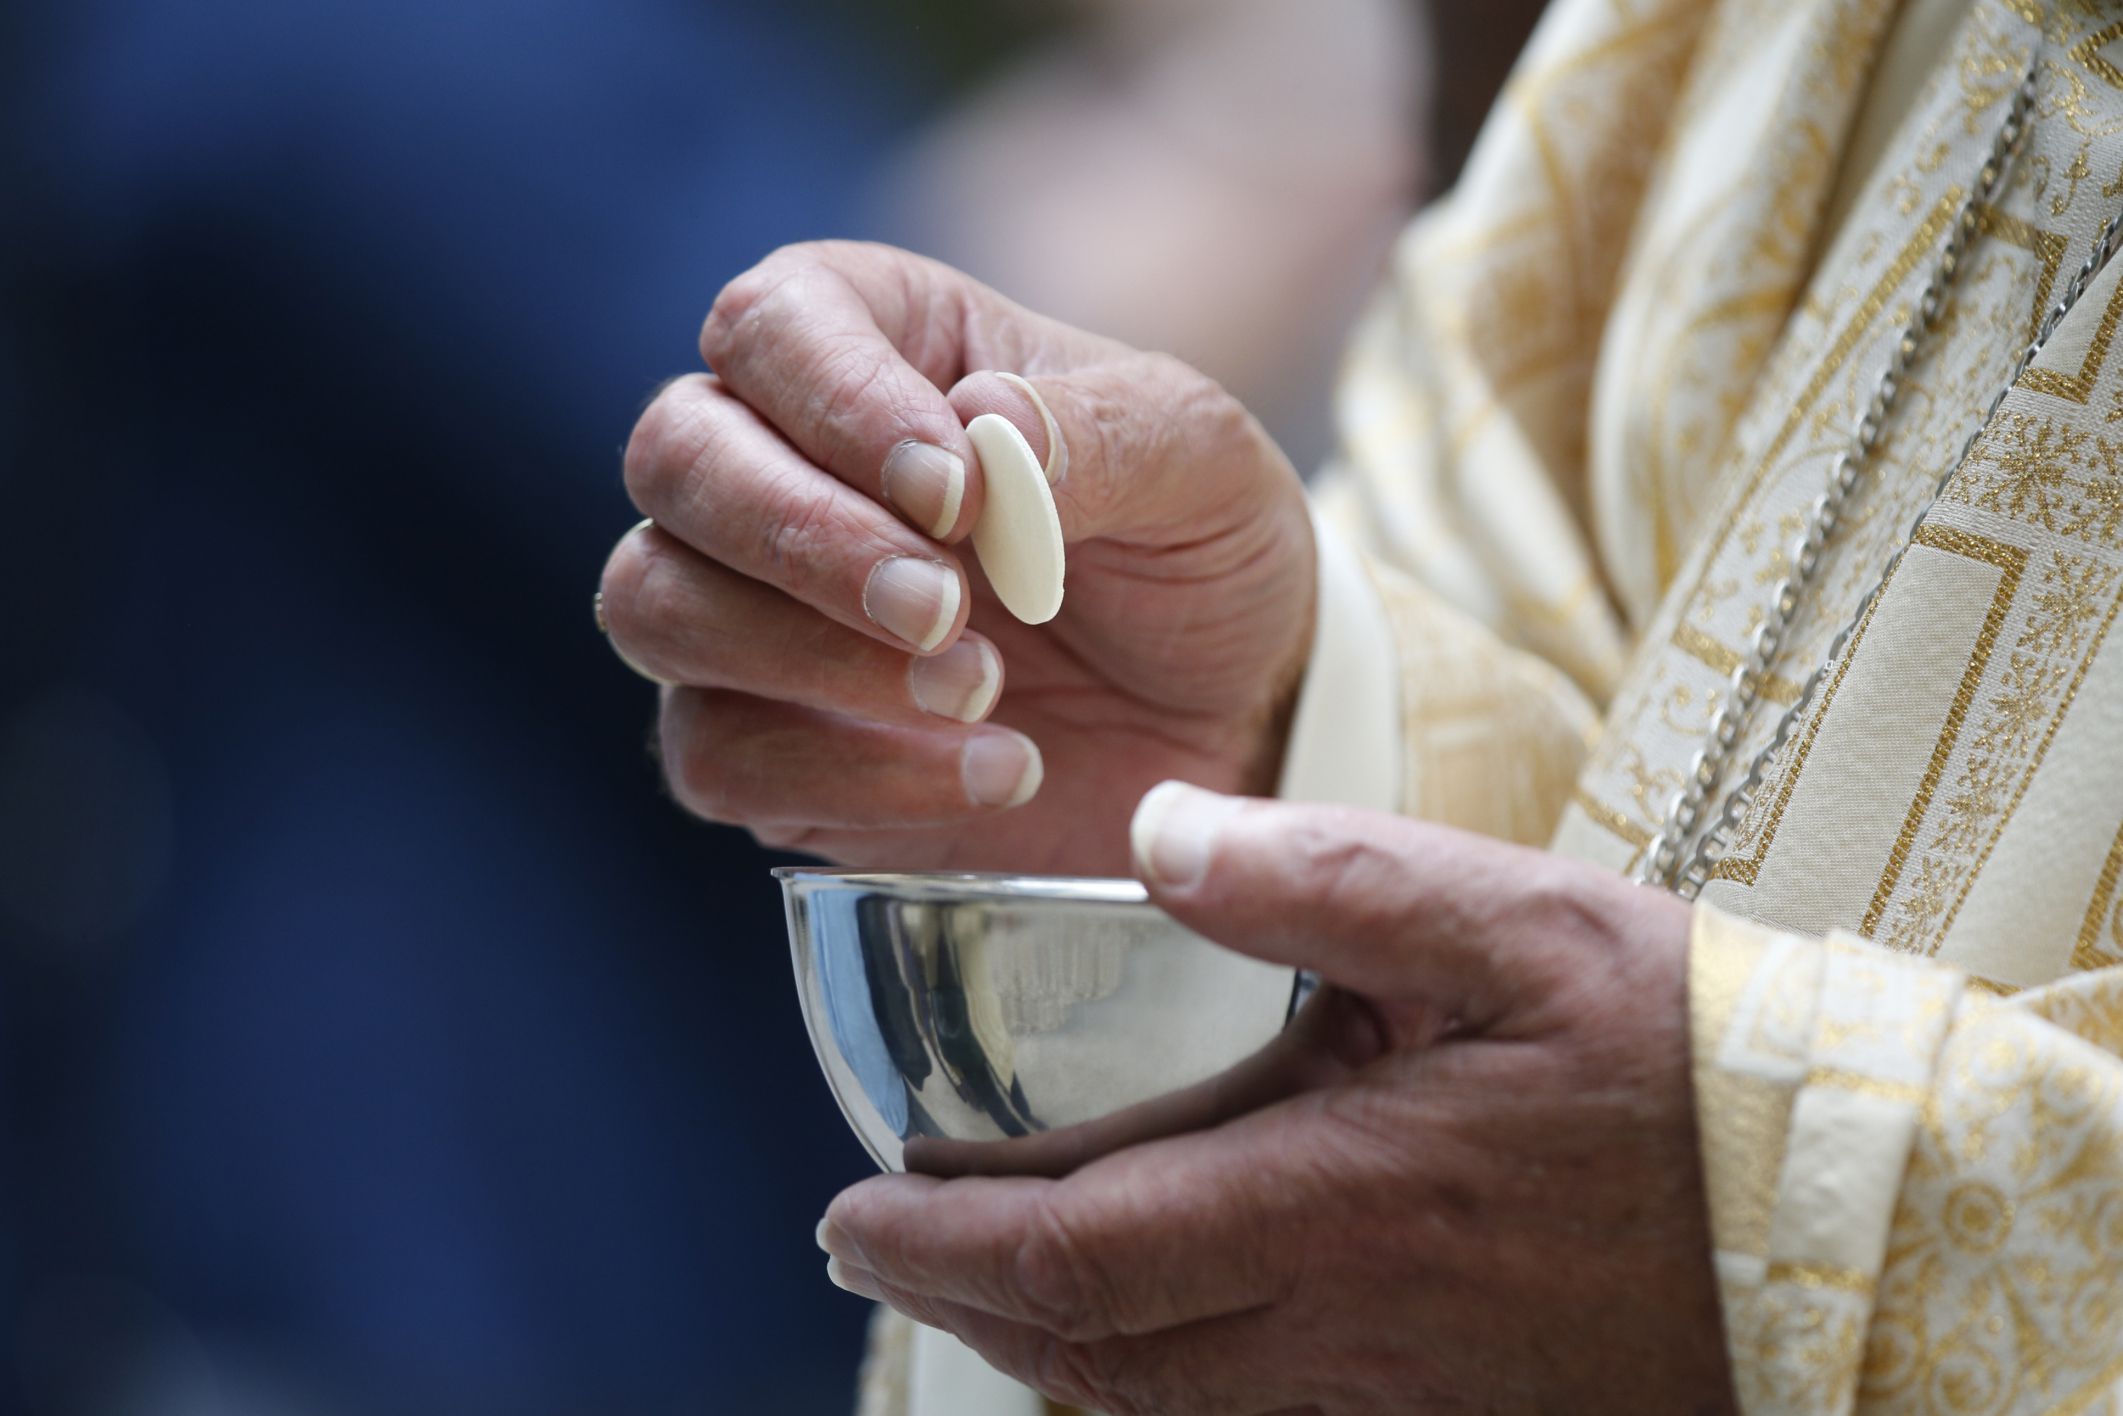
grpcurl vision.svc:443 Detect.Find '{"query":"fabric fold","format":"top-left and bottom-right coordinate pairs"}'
top-left (1691, 906), bottom-right (2123, 1414)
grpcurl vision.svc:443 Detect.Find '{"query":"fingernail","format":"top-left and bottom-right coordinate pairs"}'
top-left (962, 729), bottom-right (1043, 808)
top-left (1131, 780), bottom-right (1242, 889)
top-left (995, 373), bottom-right (1067, 485)
top-left (815, 1216), bottom-right (839, 1255)
top-left (909, 639), bottom-right (1002, 722)
top-left (864, 557), bottom-right (961, 652)
top-left (827, 1256), bottom-right (883, 1301)
top-left (882, 441), bottom-right (967, 538)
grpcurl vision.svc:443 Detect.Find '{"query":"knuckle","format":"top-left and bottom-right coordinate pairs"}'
top-left (623, 377), bottom-right (712, 509)
top-left (705, 245), bottom-right (940, 468)
top-left (1068, 1343), bottom-right (1164, 1416)
top-left (597, 536), bottom-right (659, 661)
top-left (1149, 351), bottom-right (1239, 428)
top-left (1056, 376), bottom-right (1137, 524)
top-left (632, 547), bottom-right (691, 639)
top-left (1501, 864), bottom-right (1635, 1011)
top-left (672, 757), bottom-right (735, 825)
top-left (1012, 1197), bottom-right (1107, 1341)
top-left (1286, 820), bottom-right (1400, 924)
top-left (598, 532), bottom-right (651, 627)
top-left (616, 542), bottom-right (698, 670)
top-left (642, 409), bottom-right (771, 567)
top-left (701, 246), bottom-right (813, 365)
top-left (1516, 859), bottom-right (1619, 942)
top-left (661, 702), bottom-right (741, 823)
top-left (704, 251), bottom-right (836, 375)
top-left (1027, 1338), bottom-right (1115, 1413)
top-left (810, 330), bottom-right (888, 406)
top-left (808, 339), bottom-right (900, 454)
top-left (1142, 351), bottom-right (1271, 477)
top-left (1066, 352), bottom-right (1260, 528)
top-left (1139, 348), bottom-right (1207, 396)
top-left (756, 469), bottom-right (845, 581)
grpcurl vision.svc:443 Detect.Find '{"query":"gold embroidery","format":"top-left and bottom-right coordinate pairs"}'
top-left (1944, 409), bottom-right (2123, 551)
top-left (1571, 787), bottom-right (1653, 851)
top-left (1767, 1259), bottom-right (1879, 1294)
top-left (2071, 817), bottom-right (2123, 972)
top-left (1808, 1066), bottom-right (1930, 1105)
top-left (1926, 563), bottom-right (2123, 949)
top-left (1701, 1082), bottom-right (1791, 1261)
top-left (1961, 410), bottom-right (2088, 529)
top-left (2048, 146), bottom-right (2091, 217)
top-left (1671, 190), bottom-right (1965, 674)
top-left (1945, 1177), bottom-right (2016, 1250)
top-left (2068, 18), bottom-right (2123, 92)
top-left (1671, 620), bottom-right (1805, 704)
top-left (1314, 0), bottom-right (2123, 1411)
top-left (1708, 552), bottom-right (1903, 888)
top-left (1977, 203), bottom-right (2069, 344)
top-left (1503, 6), bottom-right (1704, 382)
top-left (1860, 528), bottom-right (2029, 935)
top-left (2042, 1349), bottom-right (2123, 1416)
top-left (2023, 260), bottom-right (2123, 402)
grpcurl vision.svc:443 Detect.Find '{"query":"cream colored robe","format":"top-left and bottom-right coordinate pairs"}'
top-left (867, 0), bottom-right (2123, 1410)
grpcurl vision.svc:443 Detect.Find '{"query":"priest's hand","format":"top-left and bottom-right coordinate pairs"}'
top-left (818, 786), bottom-right (1736, 1416)
top-left (598, 242), bottom-right (1315, 876)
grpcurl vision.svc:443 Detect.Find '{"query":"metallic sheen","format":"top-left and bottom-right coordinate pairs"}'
top-left (780, 867), bottom-right (1298, 1174)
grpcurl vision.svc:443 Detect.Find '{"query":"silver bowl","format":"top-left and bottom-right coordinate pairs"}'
top-left (780, 868), bottom-right (1300, 1174)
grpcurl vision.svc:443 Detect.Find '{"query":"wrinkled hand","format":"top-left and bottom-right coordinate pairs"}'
top-left (819, 785), bottom-right (1735, 1416)
top-left (600, 242), bottom-right (1315, 875)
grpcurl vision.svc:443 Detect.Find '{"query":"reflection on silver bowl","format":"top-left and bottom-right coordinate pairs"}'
top-left (779, 868), bottom-right (1299, 1174)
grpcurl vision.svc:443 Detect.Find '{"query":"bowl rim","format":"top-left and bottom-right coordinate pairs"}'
top-left (772, 866), bottom-right (1151, 906)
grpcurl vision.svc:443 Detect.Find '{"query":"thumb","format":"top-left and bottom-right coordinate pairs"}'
top-left (1127, 782), bottom-right (1567, 1029)
top-left (950, 358), bottom-right (1283, 542)
top-left (951, 370), bottom-right (1070, 487)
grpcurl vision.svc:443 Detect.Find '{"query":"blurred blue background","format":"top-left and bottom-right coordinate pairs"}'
top-left (1, 1), bottom-right (958, 1410)
top-left (0, 0), bottom-right (1536, 1409)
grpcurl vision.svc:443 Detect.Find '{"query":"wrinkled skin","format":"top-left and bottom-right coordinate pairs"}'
top-left (606, 245), bottom-right (1733, 1414)
top-left (601, 240), bottom-right (1315, 876)
top-left (822, 797), bottom-right (1736, 1416)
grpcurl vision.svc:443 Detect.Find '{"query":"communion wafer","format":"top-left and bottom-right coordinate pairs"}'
top-left (967, 413), bottom-right (1065, 625)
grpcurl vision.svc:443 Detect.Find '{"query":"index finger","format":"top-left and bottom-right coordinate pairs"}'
top-left (821, 1104), bottom-right (1320, 1345)
top-left (701, 242), bottom-right (986, 541)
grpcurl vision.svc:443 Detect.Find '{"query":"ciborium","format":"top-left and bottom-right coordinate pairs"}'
top-left (779, 868), bottom-right (1299, 1175)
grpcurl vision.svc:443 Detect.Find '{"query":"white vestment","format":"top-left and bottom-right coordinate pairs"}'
top-left (873, 2), bottom-right (2123, 1409)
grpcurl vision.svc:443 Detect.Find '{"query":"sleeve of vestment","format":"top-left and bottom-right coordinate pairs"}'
top-left (1277, 0), bottom-right (1721, 842)
top-left (1690, 904), bottom-right (2123, 1415)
